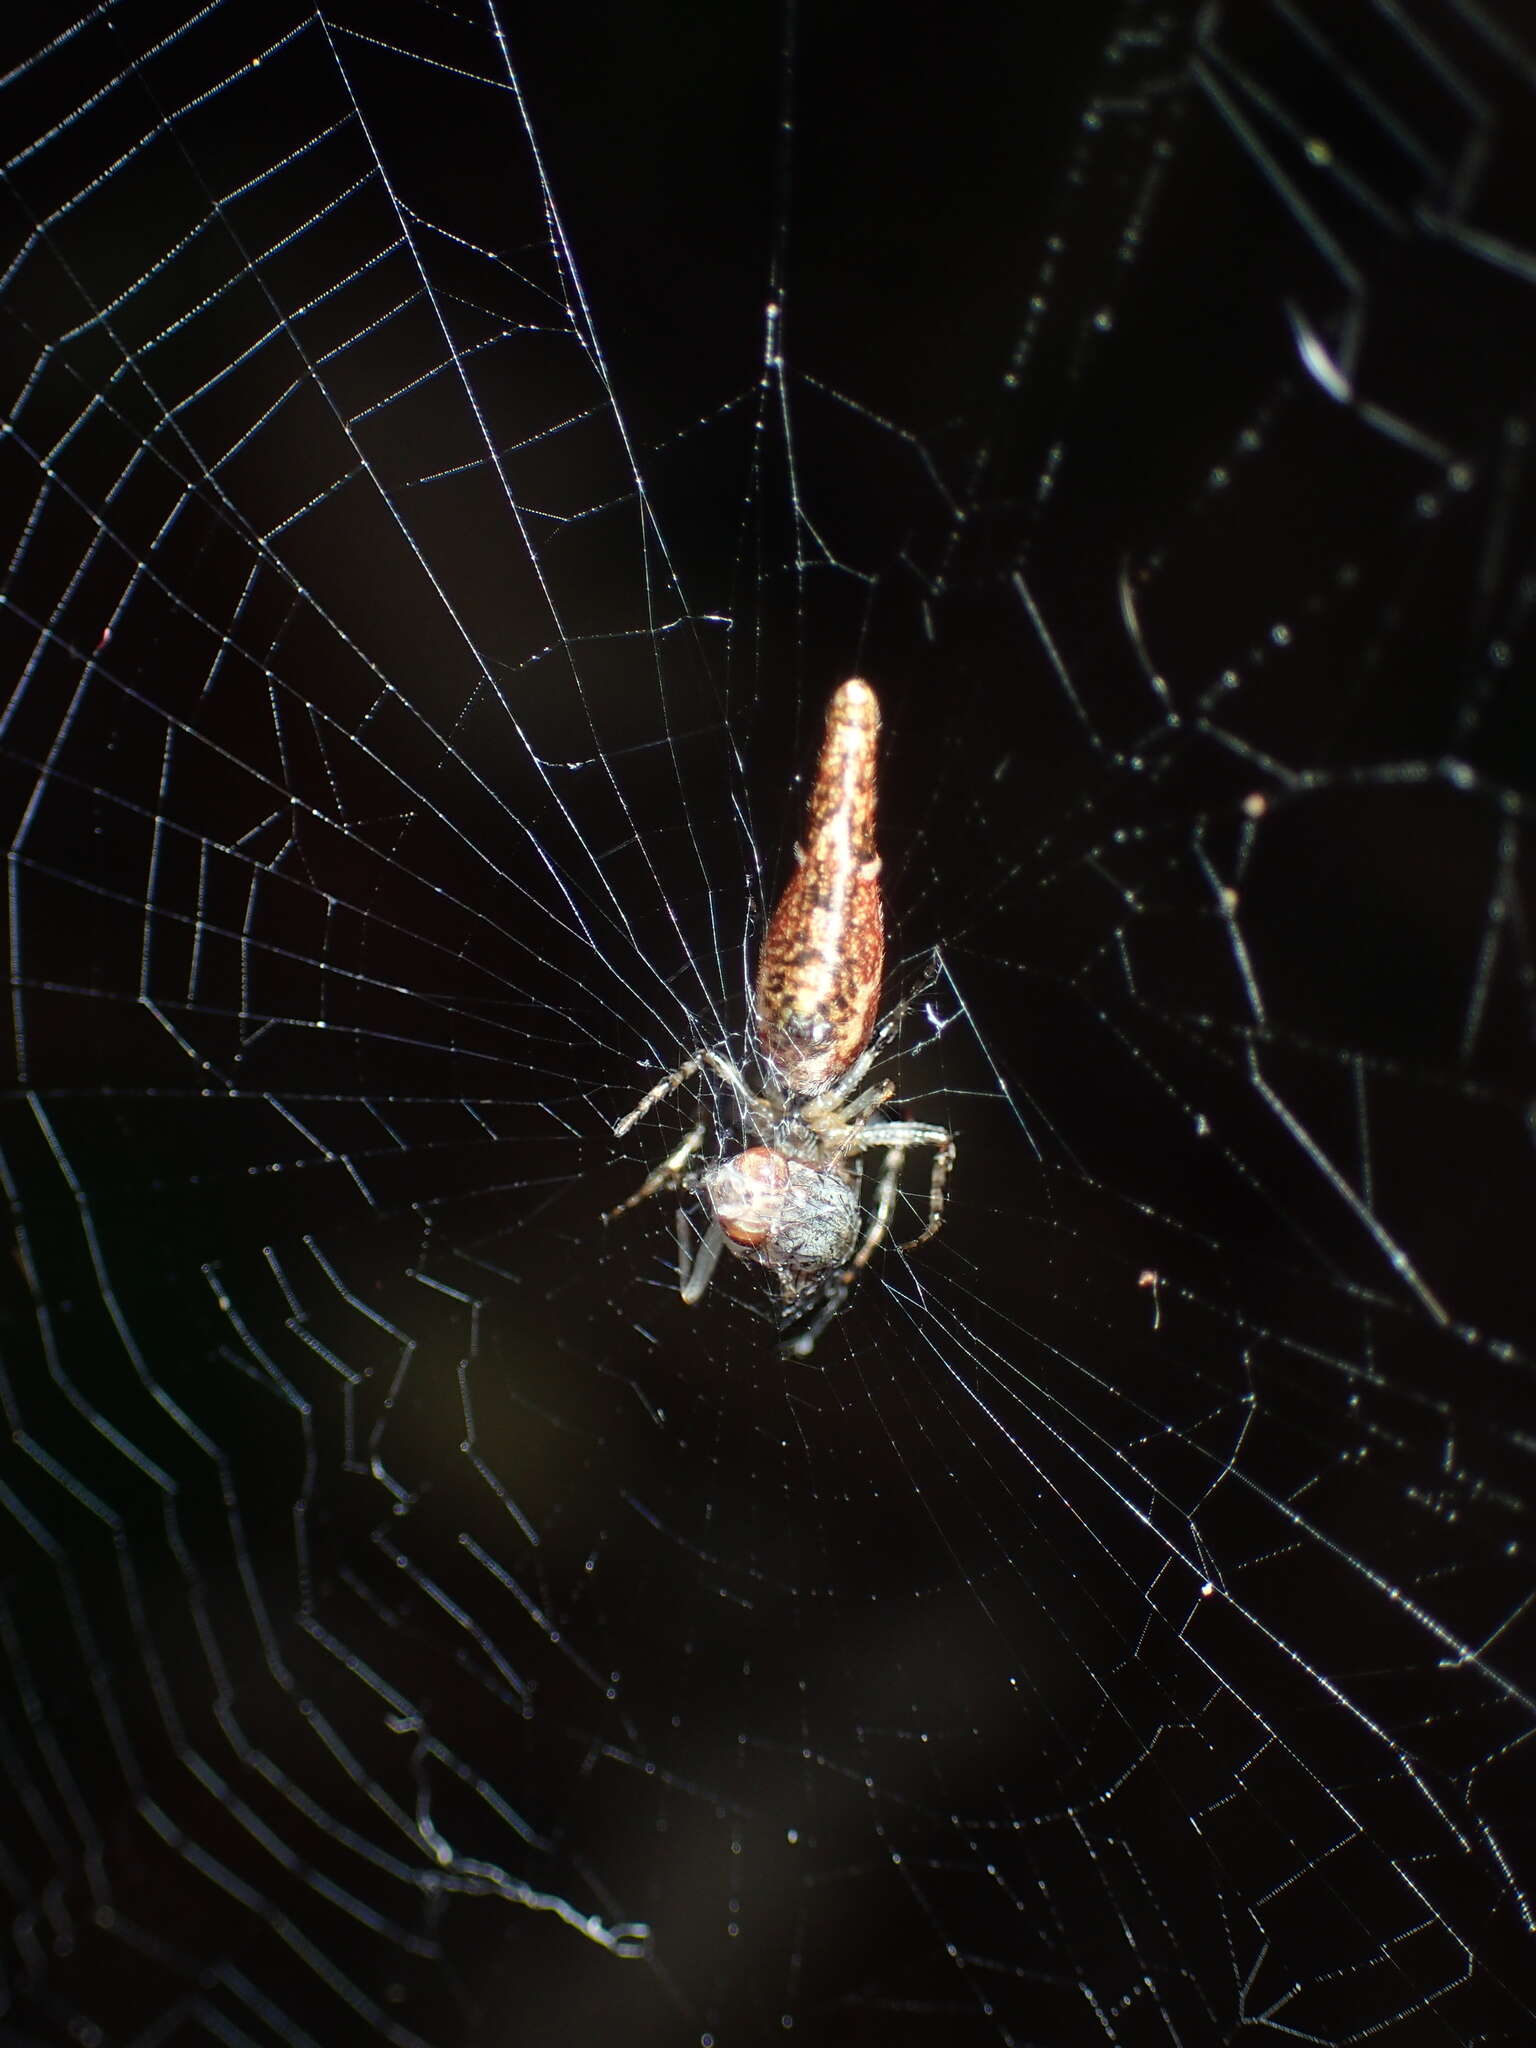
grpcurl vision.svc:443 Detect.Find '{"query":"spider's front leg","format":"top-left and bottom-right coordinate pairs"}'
top-left (612, 1048), bottom-right (761, 1139)
top-left (605, 1120), bottom-right (707, 1219)
top-left (612, 1055), bottom-right (704, 1138)
top-left (608, 1045), bottom-right (768, 1223)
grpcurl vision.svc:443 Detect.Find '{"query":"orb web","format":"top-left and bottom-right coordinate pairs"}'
top-left (1, 4), bottom-right (1532, 2043)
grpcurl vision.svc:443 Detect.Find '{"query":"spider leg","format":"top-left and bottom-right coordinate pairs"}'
top-left (695, 1047), bottom-right (761, 1115)
top-left (820, 1078), bottom-right (894, 1138)
top-left (612, 1058), bottom-right (703, 1137)
top-left (605, 1120), bottom-right (707, 1218)
top-left (813, 950), bottom-right (947, 1113)
top-left (901, 1131), bottom-right (954, 1251)
top-left (848, 1142), bottom-right (905, 1272)
top-left (780, 1269), bottom-right (852, 1358)
top-left (614, 1046), bottom-right (764, 1139)
top-left (678, 1210), bottom-right (727, 1304)
top-left (813, 1016), bottom-right (898, 1113)
top-left (848, 1121), bottom-right (955, 1254)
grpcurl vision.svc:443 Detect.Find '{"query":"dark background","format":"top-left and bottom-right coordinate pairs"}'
top-left (1, 3), bottom-right (1533, 2043)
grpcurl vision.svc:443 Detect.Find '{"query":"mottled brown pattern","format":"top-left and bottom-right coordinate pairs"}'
top-left (755, 677), bottom-right (885, 1097)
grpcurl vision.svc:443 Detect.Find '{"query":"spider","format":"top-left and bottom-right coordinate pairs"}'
top-left (608, 678), bottom-right (954, 1346)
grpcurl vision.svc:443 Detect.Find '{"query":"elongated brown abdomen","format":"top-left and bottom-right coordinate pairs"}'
top-left (754, 678), bottom-right (885, 1097)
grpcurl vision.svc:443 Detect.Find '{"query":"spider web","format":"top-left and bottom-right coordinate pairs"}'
top-left (1, 2), bottom-right (1533, 2043)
